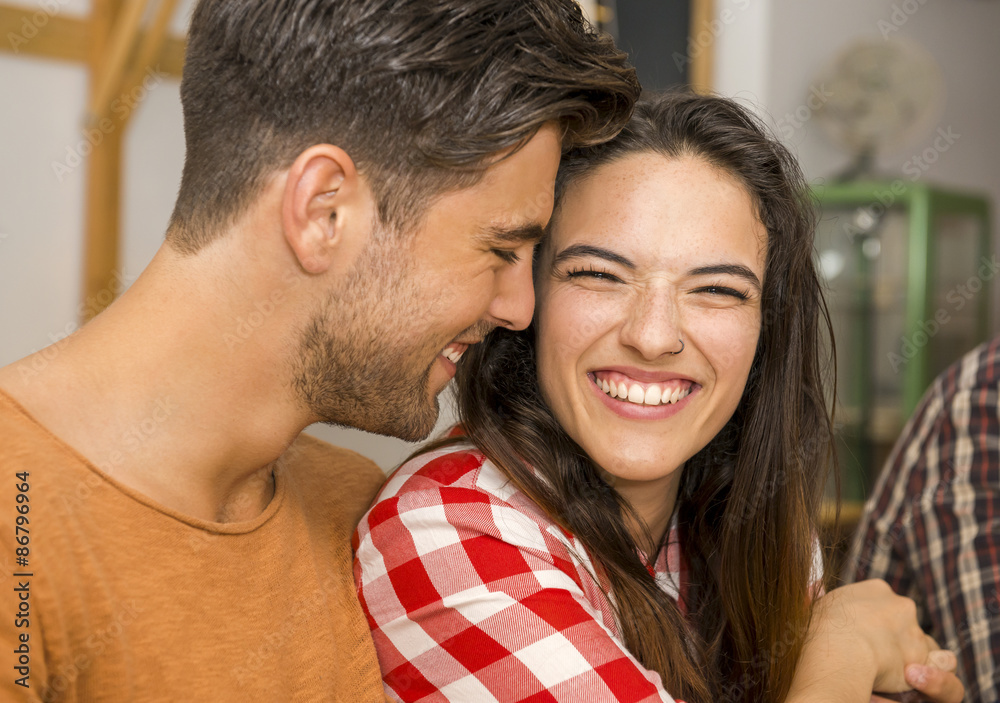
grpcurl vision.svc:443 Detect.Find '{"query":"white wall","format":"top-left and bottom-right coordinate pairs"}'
top-left (578, 0), bottom-right (599, 24)
top-left (0, 54), bottom-right (87, 357)
top-left (715, 0), bottom-right (1000, 329)
top-left (0, 0), bottom-right (191, 367)
top-left (713, 0), bottom-right (773, 111)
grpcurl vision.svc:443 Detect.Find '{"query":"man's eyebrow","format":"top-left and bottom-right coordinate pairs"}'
top-left (482, 223), bottom-right (547, 245)
top-left (689, 264), bottom-right (762, 290)
top-left (552, 244), bottom-right (636, 269)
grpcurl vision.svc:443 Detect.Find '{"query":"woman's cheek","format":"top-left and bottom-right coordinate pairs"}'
top-left (689, 307), bottom-right (760, 373)
top-left (543, 288), bottom-right (622, 360)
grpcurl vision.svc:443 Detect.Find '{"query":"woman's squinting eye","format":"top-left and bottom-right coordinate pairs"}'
top-left (564, 266), bottom-right (622, 283)
top-left (695, 284), bottom-right (752, 301)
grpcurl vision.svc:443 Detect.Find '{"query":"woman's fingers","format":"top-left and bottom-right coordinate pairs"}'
top-left (904, 663), bottom-right (965, 703)
top-left (925, 647), bottom-right (957, 673)
top-left (817, 582), bottom-right (960, 696)
top-left (870, 649), bottom-right (961, 701)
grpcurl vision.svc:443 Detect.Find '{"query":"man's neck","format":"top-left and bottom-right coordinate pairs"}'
top-left (0, 246), bottom-right (315, 523)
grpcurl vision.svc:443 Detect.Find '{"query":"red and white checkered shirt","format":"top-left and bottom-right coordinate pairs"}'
top-left (353, 445), bottom-right (685, 702)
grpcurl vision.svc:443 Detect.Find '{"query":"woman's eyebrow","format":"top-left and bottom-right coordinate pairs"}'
top-left (689, 264), bottom-right (762, 290)
top-left (552, 244), bottom-right (636, 269)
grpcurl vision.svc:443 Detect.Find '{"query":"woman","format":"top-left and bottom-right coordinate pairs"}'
top-left (353, 93), bottom-right (962, 703)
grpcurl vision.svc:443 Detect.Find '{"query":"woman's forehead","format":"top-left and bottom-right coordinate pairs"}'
top-left (546, 153), bottom-right (767, 274)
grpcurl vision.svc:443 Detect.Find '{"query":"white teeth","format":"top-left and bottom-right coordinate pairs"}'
top-left (627, 384), bottom-right (644, 404)
top-left (643, 385), bottom-right (662, 405)
top-left (595, 375), bottom-right (692, 407)
top-left (443, 347), bottom-right (464, 364)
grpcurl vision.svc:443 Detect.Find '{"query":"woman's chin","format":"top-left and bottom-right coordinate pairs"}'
top-left (586, 448), bottom-right (686, 486)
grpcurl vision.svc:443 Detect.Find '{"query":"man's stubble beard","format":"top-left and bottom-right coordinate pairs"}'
top-left (292, 227), bottom-right (443, 442)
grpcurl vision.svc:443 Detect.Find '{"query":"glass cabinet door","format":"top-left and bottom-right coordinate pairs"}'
top-left (812, 182), bottom-right (991, 505)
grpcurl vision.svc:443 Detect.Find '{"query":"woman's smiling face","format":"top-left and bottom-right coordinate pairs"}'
top-left (535, 152), bottom-right (767, 490)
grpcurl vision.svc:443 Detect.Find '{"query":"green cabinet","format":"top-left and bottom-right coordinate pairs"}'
top-left (811, 181), bottom-right (992, 503)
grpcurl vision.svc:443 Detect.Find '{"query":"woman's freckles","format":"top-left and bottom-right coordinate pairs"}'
top-left (535, 153), bottom-right (765, 485)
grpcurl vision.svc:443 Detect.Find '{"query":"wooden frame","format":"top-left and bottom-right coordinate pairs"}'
top-left (0, 0), bottom-right (185, 321)
top-left (0, 5), bottom-right (184, 77)
top-left (688, 0), bottom-right (715, 94)
top-left (591, 0), bottom-right (715, 93)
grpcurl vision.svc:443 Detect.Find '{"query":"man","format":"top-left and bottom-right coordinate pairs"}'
top-left (845, 336), bottom-right (1000, 702)
top-left (0, 1), bottom-right (638, 699)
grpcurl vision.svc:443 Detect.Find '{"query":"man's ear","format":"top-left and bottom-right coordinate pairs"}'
top-left (281, 144), bottom-right (363, 274)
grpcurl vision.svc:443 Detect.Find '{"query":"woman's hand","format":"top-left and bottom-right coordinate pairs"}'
top-left (787, 580), bottom-right (963, 703)
top-left (871, 649), bottom-right (964, 703)
top-left (821, 579), bottom-right (933, 690)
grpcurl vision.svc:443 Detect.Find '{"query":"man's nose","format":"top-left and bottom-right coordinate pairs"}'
top-left (487, 254), bottom-right (535, 331)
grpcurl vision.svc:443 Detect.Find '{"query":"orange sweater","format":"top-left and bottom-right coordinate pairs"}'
top-left (0, 390), bottom-right (388, 702)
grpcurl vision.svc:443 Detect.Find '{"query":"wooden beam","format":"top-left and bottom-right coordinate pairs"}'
top-left (87, 0), bottom-right (151, 124)
top-left (0, 3), bottom-right (185, 76)
top-left (0, 4), bottom-right (89, 63)
top-left (688, 0), bottom-right (715, 94)
top-left (2, 0), bottom-right (187, 320)
top-left (157, 28), bottom-right (184, 76)
top-left (82, 0), bottom-right (125, 321)
top-left (121, 0), bottom-right (179, 99)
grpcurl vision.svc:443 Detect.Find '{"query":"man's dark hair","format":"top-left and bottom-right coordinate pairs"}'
top-left (168, 0), bottom-right (640, 253)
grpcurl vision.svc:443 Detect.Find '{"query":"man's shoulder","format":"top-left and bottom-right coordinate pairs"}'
top-left (283, 433), bottom-right (388, 529)
top-left (0, 386), bottom-right (51, 440)
top-left (957, 335), bottom-right (1000, 395)
top-left (0, 387), bottom-right (86, 488)
top-left (931, 335), bottom-right (1000, 403)
top-left (290, 432), bottom-right (383, 476)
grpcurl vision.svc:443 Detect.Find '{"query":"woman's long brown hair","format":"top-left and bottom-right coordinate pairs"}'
top-left (417, 91), bottom-right (836, 703)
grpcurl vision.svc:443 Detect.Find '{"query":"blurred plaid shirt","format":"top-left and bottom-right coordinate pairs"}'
top-left (845, 336), bottom-right (1000, 703)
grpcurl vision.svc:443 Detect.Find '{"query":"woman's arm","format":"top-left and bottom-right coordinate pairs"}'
top-left (786, 580), bottom-right (964, 703)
